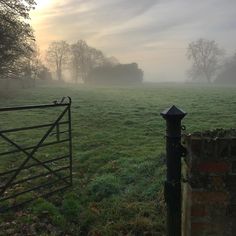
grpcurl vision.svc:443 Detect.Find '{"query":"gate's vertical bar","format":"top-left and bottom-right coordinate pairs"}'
top-left (67, 97), bottom-right (73, 186)
top-left (56, 123), bottom-right (60, 142)
top-left (161, 105), bottom-right (187, 236)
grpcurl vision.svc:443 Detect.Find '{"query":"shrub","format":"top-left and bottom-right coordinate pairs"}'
top-left (32, 198), bottom-right (65, 226)
top-left (88, 174), bottom-right (122, 201)
top-left (62, 195), bottom-right (81, 221)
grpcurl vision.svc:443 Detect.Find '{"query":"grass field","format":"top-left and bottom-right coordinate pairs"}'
top-left (0, 83), bottom-right (236, 235)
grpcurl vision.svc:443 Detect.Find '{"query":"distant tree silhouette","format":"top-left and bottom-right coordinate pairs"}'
top-left (105, 56), bottom-right (120, 67)
top-left (45, 39), bottom-right (139, 84)
top-left (10, 44), bottom-right (50, 87)
top-left (70, 40), bottom-right (118, 83)
top-left (46, 41), bottom-right (70, 81)
top-left (86, 63), bottom-right (143, 85)
top-left (187, 38), bottom-right (224, 83)
top-left (215, 53), bottom-right (236, 84)
top-left (37, 65), bottom-right (52, 81)
top-left (70, 40), bottom-right (88, 83)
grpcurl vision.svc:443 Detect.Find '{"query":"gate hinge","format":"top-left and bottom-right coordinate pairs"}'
top-left (179, 144), bottom-right (187, 157)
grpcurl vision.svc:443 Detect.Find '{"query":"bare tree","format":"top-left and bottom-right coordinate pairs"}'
top-left (70, 40), bottom-right (114, 83)
top-left (70, 40), bottom-right (89, 83)
top-left (46, 41), bottom-right (69, 81)
top-left (187, 38), bottom-right (224, 83)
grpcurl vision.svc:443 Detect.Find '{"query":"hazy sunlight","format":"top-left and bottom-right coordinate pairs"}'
top-left (36, 0), bottom-right (51, 9)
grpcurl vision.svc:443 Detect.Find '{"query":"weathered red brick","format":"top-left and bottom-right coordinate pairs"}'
top-left (231, 161), bottom-right (236, 173)
top-left (226, 204), bottom-right (236, 217)
top-left (210, 176), bottom-right (225, 190)
top-left (182, 134), bottom-right (236, 236)
top-left (191, 205), bottom-right (207, 217)
top-left (191, 222), bottom-right (227, 236)
top-left (231, 142), bottom-right (236, 156)
top-left (197, 161), bottom-right (230, 173)
top-left (192, 191), bottom-right (230, 205)
top-left (191, 222), bottom-right (209, 233)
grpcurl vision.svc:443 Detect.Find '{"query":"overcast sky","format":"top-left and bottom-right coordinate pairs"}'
top-left (31, 0), bottom-right (236, 81)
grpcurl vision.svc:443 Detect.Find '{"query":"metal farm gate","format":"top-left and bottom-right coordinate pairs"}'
top-left (0, 97), bottom-right (72, 212)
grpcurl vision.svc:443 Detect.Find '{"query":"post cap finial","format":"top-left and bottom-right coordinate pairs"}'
top-left (161, 105), bottom-right (187, 120)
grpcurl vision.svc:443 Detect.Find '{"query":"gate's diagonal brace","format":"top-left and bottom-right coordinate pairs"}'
top-left (0, 133), bottom-right (69, 186)
top-left (0, 106), bottom-right (69, 196)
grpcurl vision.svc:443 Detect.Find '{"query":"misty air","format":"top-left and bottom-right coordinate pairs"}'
top-left (0, 1), bottom-right (236, 235)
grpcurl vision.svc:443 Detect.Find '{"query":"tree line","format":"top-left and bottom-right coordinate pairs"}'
top-left (0, 0), bottom-right (143, 86)
top-left (46, 40), bottom-right (143, 84)
top-left (47, 40), bottom-right (117, 83)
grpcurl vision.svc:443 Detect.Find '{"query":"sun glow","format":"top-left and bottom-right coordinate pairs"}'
top-left (35, 0), bottom-right (51, 9)
top-left (31, 0), bottom-right (53, 24)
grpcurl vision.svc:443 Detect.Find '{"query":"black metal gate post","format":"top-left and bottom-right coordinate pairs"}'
top-left (161, 105), bottom-right (187, 236)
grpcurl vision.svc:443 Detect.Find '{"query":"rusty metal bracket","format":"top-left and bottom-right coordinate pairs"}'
top-left (179, 144), bottom-right (187, 157)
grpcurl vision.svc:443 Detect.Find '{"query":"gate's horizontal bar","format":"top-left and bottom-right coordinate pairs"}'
top-left (0, 139), bottom-right (69, 157)
top-left (0, 121), bottom-right (69, 134)
top-left (50, 130), bottom-right (69, 136)
top-left (0, 155), bottom-right (69, 176)
top-left (0, 184), bottom-right (71, 213)
top-left (0, 103), bottom-right (69, 112)
top-left (0, 176), bottom-right (70, 202)
top-left (0, 166), bottom-right (70, 189)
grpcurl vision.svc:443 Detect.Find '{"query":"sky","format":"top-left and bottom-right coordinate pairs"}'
top-left (31, 0), bottom-right (236, 81)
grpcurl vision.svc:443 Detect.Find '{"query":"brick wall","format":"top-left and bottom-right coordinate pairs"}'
top-left (182, 130), bottom-right (236, 236)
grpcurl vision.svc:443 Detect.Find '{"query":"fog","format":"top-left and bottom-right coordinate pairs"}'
top-left (1, 0), bottom-right (236, 88)
top-left (1, 1), bottom-right (236, 235)
top-left (30, 0), bottom-right (236, 82)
